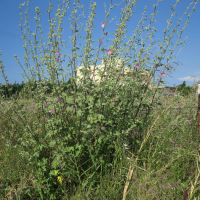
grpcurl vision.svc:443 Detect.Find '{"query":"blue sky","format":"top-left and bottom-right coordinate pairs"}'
top-left (0, 0), bottom-right (199, 87)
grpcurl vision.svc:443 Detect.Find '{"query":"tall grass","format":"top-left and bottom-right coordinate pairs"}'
top-left (0, 89), bottom-right (199, 199)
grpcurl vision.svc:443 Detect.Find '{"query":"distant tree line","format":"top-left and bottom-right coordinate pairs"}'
top-left (176, 81), bottom-right (194, 96)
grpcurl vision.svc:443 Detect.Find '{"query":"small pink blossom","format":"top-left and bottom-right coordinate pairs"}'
top-left (57, 97), bottom-right (61, 102)
top-left (135, 63), bottom-right (139, 69)
top-left (147, 82), bottom-right (150, 85)
top-left (104, 32), bottom-right (108, 35)
top-left (56, 58), bottom-right (59, 62)
top-left (103, 75), bottom-right (106, 77)
top-left (106, 68), bottom-right (108, 70)
top-left (59, 54), bottom-right (62, 58)
top-left (55, 50), bottom-right (59, 54)
top-left (155, 63), bottom-right (158, 69)
top-left (107, 49), bottom-right (113, 55)
top-left (161, 72), bottom-right (165, 77)
top-left (50, 109), bottom-right (52, 114)
top-left (100, 41), bottom-right (103, 44)
top-left (59, 37), bottom-right (61, 39)
top-left (101, 22), bottom-right (105, 28)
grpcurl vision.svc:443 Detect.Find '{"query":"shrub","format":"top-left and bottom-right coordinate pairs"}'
top-left (0, 0), bottom-right (198, 199)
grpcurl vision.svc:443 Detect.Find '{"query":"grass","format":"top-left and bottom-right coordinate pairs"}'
top-left (0, 89), bottom-right (199, 199)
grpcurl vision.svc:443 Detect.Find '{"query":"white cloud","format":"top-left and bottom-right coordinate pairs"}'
top-left (177, 76), bottom-right (200, 82)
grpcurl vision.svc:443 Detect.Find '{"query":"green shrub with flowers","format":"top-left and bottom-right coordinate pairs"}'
top-left (0, 0), bottom-right (199, 199)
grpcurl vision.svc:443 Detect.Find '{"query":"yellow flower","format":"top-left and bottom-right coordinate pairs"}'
top-left (54, 170), bottom-right (59, 176)
top-left (57, 176), bottom-right (63, 184)
top-left (93, 117), bottom-right (96, 120)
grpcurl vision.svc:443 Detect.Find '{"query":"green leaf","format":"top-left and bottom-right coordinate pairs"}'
top-left (76, 150), bottom-right (81, 157)
top-left (49, 140), bottom-right (56, 148)
top-left (77, 110), bottom-right (83, 117)
top-left (101, 48), bottom-right (107, 52)
top-left (98, 135), bottom-right (104, 144)
top-left (81, 165), bottom-right (101, 191)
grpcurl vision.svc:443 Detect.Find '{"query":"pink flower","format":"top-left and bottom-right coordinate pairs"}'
top-left (50, 109), bottom-right (52, 114)
top-left (57, 97), bottom-right (61, 102)
top-left (59, 37), bottom-right (61, 39)
top-left (147, 82), bottom-right (150, 85)
top-left (56, 58), bottom-right (59, 62)
top-left (107, 49), bottom-right (113, 55)
top-left (103, 75), bottom-right (106, 77)
top-left (161, 72), bottom-right (165, 77)
top-left (100, 41), bottom-right (103, 44)
top-left (155, 63), bottom-right (158, 69)
top-left (104, 32), bottom-right (108, 35)
top-left (59, 54), bottom-right (62, 58)
top-left (101, 22), bottom-right (105, 28)
top-left (106, 68), bottom-right (108, 70)
top-left (135, 63), bottom-right (139, 69)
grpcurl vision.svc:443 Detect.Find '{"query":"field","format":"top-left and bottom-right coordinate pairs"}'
top-left (0, 89), bottom-right (199, 199)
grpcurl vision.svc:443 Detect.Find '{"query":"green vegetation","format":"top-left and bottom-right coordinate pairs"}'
top-left (0, 0), bottom-right (199, 199)
top-left (176, 81), bottom-right (194, 97)
top-left (0, 88), bottom-right (199, 199)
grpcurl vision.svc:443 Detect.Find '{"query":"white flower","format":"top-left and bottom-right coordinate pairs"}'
top-left (123, 143), bottom-right (129, 149)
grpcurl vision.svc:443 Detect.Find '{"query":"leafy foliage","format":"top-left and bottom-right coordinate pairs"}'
top-left (0, 0), bottom-right (199, 199)
top-left (176, 81), bottom-right (193, 96)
